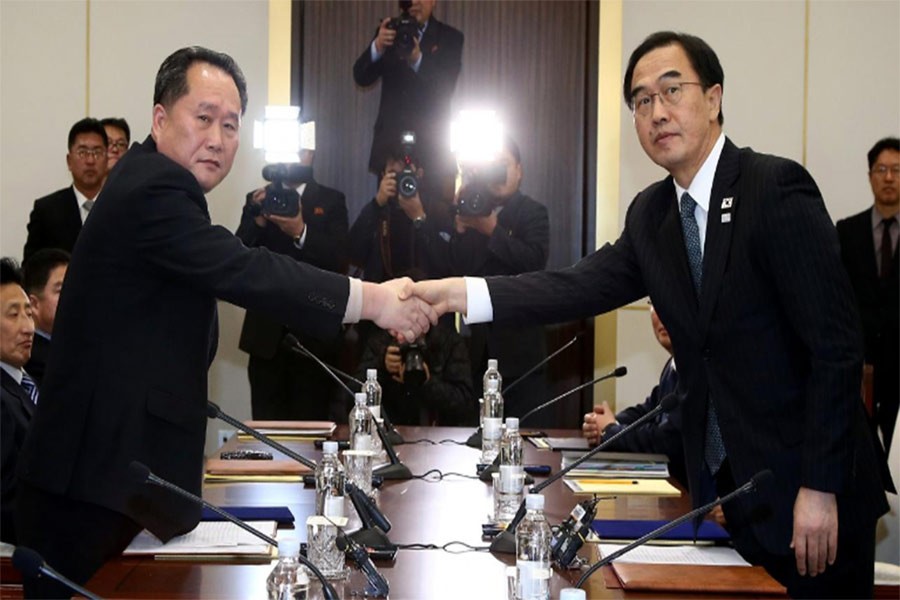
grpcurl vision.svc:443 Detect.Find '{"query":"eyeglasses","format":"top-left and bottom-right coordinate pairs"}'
top-left (631, 82), bottom-right (703, 117)
top-left (108, 141), bottom-right (129, 152)
top-left (871, 165), bottom-right (900, 177)
top-left (72, 147), bottom-right (106, 160)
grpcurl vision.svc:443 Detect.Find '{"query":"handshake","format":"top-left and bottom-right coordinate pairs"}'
top-left (362, 277), bottom-right (470, 342)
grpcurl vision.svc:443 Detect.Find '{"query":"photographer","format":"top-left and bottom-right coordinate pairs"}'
top-left (449, 136), bottom-right (551, 425)
top-left (353, 0), bottom-right (463, 199)
top-left (235, 148), bottom-right (349, 420)
top-left (357, 319), bottom-right (475, 426)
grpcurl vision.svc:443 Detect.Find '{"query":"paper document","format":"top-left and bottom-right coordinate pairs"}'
top-left (564, 478), bottom-right (681, 497)
top-left (124, 520), bottom-right (277, 556)
top-left (599, 543), bottom-right (750, 566)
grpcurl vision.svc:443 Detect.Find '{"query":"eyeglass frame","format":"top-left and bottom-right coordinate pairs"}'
top-left (630, 81), bottom-right (705, 118)
top-left (107, 140), bottom-right (129, 152)
top-left (70, 147), bottom-right (107, 161)
top-left (870, 164), bottom-right (900, 177)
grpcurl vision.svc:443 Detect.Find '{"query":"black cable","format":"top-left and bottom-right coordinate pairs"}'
top-left (404, 438), bottom-right (437, 445)
top-left (396, 542), bottom-right (490, 553)
top-left (437, 439), bottom-right (467, 445)
top-left (410, 469), bottom-right (480, 481)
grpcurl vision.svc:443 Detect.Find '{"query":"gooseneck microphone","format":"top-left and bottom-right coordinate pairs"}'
top-left (345, 481), bottom-right (396, 552)
top-left (206, 401), bottom-right (317, 470)
top-left (127, 461), bottom-right (339, 600)
top-left (489, 393), bottom-right (680, 554)
top-left (336, 535), bottom-right (391, 597)
top-left (575, 470), bottom-right (775, 588)
top-left (12, 547), bottom-right (103, 600)
top-left (519, 366), bottom-right (627, 424)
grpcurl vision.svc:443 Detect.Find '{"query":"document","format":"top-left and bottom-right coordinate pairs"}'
top-left (599, 543), bottom-right (751, 566)
top-left (124, 520), bottom-right (277, 556)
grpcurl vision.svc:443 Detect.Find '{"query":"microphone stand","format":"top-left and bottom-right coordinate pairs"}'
top-left (346, 481), bottom-right (397, 552)
top-left (479, 367), bottom-right (627, 483)
top-left (12, 547), bottom-right (103, 600)
top-left (372, 417), bottom-right (412, 480)
top-left (128, 462), bottom-right (339, 600)
top-left (489, 395), bottom-right (679, 554)
top-left (465, 332), bottom-right (583, 449)
top-left (575, 470), bottom-right (773, 588)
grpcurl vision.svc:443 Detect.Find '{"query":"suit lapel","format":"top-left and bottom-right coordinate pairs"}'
top-left (1, 370), bottom-right (35, 419)
top-left (65, 187), bottom-right (84, 235)
top-left (697, 139), bottom-right (740, 337)
top-left (856, 212), bottom-right (879, 281)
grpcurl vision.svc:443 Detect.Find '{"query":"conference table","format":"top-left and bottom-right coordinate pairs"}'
top-left (5, 425), bottom-right (747, 599)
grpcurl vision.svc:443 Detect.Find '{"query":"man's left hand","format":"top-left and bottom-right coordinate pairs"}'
top-left (456, 211), bottom-right (497, 236)
top-left (790, 487), bottom-right (838, 577)
top-left (266, 211), bottom-right (305, 240)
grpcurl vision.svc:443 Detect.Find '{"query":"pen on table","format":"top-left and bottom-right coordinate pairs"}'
top-left (588, 479), bottom-right (639, 485)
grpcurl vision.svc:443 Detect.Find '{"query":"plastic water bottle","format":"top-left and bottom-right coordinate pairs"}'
top-left (363, 369), bottom-right (384, 458)
top-left (481, 359), bottom-right (502, 429)
top-left (315, 441), bottom-right (346, 518)
top-left (267, 538), bottom-right (310, 600)
top-left (349, 392), bottom-right (373, 450)
top-left (516, 494), bottom-right (551, 600)
top-left (482, 417), bottom-right (502, 464)
top-left (484, 378), bottom-right (504, 422)
top-left (500, 417), bottom-right (524, 473)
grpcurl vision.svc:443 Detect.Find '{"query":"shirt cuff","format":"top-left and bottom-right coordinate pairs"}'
top-left (462, 276), bottom-right (493, 324)
top-left (293, 224), bottom-right (308, 249)
top-left (370, 40), bottom-right (383, 62)
top-left (343, 278), bottom-right (363, 324)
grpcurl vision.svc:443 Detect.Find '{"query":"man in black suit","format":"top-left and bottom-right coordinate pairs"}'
top-left (837, 137), bottom-right (899, 453)
top-left (353, 0), bottom-right (463, 195)
top-left (14, 46), bottom-right (434, 598)
top-left (582, 305), bottom-right (686, 486)
top-left (23, 118), bottom-right (109, 261)
top-left (236, 149), bottom-right (349, 420)
top-left (415, 32), bottom-right (887, 598)
top-left (449, 137), bottom-right (550, 425)
top-left (0, 258), bottom-right (38, 545)
top-left (101, 117), bottom-right (131, 170)
top-left (22, 249), bottom-right (70, 387)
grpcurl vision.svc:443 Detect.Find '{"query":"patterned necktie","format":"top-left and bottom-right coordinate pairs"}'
top-left (21, 372), bottom-right (39, 405)
top-left (680, 192), bottom-right (726, 473)
top-left (881, 217), bottom-right (896, 279)
top-left (83, 199), bottom-right (94, 213)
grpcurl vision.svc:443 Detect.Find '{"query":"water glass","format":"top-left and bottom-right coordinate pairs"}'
top-left (492, 469), bottom-right (525, 525)
top-left (343, 449), bottom-right (375, 496)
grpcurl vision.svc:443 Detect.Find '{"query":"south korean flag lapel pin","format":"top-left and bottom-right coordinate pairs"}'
top-left (720, 196), bottom-right (734, 224)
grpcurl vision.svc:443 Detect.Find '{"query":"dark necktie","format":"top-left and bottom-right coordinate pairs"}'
top-left (881, 217), bottom-right (896, 279)
top-left (680, 192), bottom-right (726, 474)
top-left (83, 199), bottom-right (94, 213)
top-left (21, 372), bottom-right (39, 405)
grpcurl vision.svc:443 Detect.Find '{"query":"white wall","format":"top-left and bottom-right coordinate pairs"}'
top-left (0, 0), bottom-right (270, 455)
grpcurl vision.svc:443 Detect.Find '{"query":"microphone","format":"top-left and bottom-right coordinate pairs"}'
top-left (345, 481), bottom-right (396, 552)
top-left (466, 332), bottom-right (584, 449)
top-left (519, 366), bottom-right (626, 424)
top-left (550, 495), bottom-right (604, 568)
top-left (206, 401), bottom-right (317, 470)
top-left (127, 461), bottom-right (339, 600)
top-left (12, 547), bottom-right (103, 600)
top-left (283, 333), bottom-right (405, 445)
top-left (575, 470), bottom-right (775, 588)
top-left (336, 534), bottom-right (391, 597)
top-left (372, 417), bottom-right (412, 480)
top-left (489, 393), bottom-right (680, 554)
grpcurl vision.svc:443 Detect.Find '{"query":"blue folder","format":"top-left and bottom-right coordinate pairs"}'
top-left (592, 519), bottom-right (730, 542)
top-left (201, 506), bottom-right (295, 524)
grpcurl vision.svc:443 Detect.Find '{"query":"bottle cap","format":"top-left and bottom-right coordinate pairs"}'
top-left (488, 359), bottom-right (498, 369)
top-left (323, 441), bottom-right (338, 455)
top-left (559, 589), bottom-right (587, 600)
top-left (355, 392), bottom-right (367, 405)
top-left (505, 417), bottom-right (519, 431)
top-left (277, 537), bottom-right (301, 557)
top-left (525, 493), bottom-right (544, 510)
top-left (367, 368), bottom-right (377, 380)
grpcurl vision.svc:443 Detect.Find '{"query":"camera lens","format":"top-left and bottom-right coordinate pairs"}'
top-left (398, 173), bottom-right (418, 198)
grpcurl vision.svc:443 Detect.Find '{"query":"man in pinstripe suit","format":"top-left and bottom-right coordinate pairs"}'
top-left (414, 32), bottom-right (887, 598)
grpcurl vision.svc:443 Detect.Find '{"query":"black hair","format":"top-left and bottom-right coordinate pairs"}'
top-left (100, 117), bottom-right (131, 144)
top-left (23, 249), bottom-right (70, 296)
top-left (623, 31), bottom-right (725, 125)
top-left (67, 118), bottom-right (108, 151)
top-left (154, 46), bottom-right (248, 116)
top-left (0, 257), bottom-right (23, 287)
top-left (868, 137), bottom-right (900, 170)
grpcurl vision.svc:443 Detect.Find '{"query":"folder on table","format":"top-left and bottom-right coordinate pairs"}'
top-left (564, 478), bottom-right (681, 496)
top-left (592, 519), bottom-right (729, 543)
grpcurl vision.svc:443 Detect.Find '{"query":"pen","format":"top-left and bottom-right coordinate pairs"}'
top-left (590, 479), bottom-right (639, 485)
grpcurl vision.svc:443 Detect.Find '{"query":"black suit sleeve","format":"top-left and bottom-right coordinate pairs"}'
top-left (299, 190), bottom-right (348, 274)
top-left (353, 31), bottom-right (384, 87)
top-left (348, 199), bottom-right (385, 270)
top-left (487, 202), bottom-right (550, 273)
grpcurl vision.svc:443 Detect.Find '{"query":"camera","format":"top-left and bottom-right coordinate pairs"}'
top-left (455, 161), bottom-right (507, 217)
top-left (395, 131), bottom-right (418, 199)
top-left (387, 1), bottom-right (419, 58)
top-left (400, 339), bottom-right (427, 388)
top-left (251, 163), bottom-right (313, 217)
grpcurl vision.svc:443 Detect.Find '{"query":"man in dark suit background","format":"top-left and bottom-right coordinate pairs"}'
top-left (236, 148), bottom-right (349, 421)
top-left (101, 117), bottom-right (131, 170)
top-left (449, 137), bottom-right (550, 426)
top-left (837, 137), bottom-right (899, 454)
top-left (415, 32), bottom-right (887, 598)
top-left (23, 118), bottom-right (108, 261)
top-left (22, 249), bottom-right (70, 387)
top-left (353, 0), bottom-right (463, 199)
top-left (0, 258), bottom-right (38, 545)
top-left (15, 46), bottom-right (434, 598)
